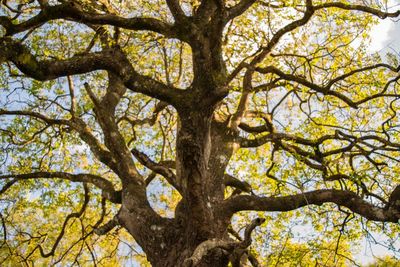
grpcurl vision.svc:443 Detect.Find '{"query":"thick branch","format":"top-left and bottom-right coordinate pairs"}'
top-left (224, 174), bottom-right (252, 194)
top-left (131, 148), bottom-right (180, 191)
top-left (222, 189), bottom-right (400, 222)
top-left (0, 38), bottom-right (182, 104)
top-left (71, 117), bottom-right (119, 173)
top-left (0, 108), bottom-right (120, 175)
top-left (87, 73), bottom-right (144, 184)
top-left (183, 218), bottom-right (265, 267)
top-left (94, 216), bottom-right (119, 235)
top-left (0, 3), bottom-right (178, 38)
top-left (166, 0), bottom-right (187, 20)
top-left (256, 64), bottom-right (400, 108)
top-left (387, 185), bottom-right (400, 210)
top-left (227, 0), bottom-right (257, 20)
top-left (314, 3), bottom-right (400, 19)
top-left (239, 132), bottom-right (336, 148)
top-left (0, 109), bottom-right (70, 125)
top-left (0, 172), bottom-right (121, 203)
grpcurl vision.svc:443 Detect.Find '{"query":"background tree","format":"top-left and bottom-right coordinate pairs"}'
top-left (0, 0), bottom-right (400, 266)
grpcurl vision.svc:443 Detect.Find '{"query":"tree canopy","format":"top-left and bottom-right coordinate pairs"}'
top-left (0, 0), bottom-right (400, 266)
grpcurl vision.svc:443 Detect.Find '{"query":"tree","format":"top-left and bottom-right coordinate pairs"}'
top-left (0, 0), bottom-right (400, 266)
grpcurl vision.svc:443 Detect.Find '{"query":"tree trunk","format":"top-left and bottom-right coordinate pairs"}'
top-left (116, 104), bottom-right (234, 266)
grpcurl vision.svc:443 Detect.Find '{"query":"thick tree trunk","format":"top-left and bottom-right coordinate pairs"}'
top-left (117, 105), bottom-right (234, 267)
top-left (112, 9), bottom-right (234, 265)
top-left (174, 108), bottom-right (225, 246)
top-left (153, 242), bottom-right (230, 267)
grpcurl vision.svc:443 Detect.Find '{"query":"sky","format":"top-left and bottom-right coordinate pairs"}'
top-left (369, 1), bottom-right (400, 53)
top-left (356, 2), bottom-right (400, 263)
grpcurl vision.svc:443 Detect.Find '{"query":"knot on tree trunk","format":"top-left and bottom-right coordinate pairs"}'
top-left (182, 217), bottom-right (265, 267)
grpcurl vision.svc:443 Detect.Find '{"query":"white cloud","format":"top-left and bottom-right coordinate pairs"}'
top-left (368, 0), bottom-right (400, 53)
top-left (368, 19), bottom-right (394, 52)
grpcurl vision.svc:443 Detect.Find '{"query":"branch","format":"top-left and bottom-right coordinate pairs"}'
top-left (251, 0), bottom-right (315, 65)
top-left (255, 64), bottom-right (400, 108)
top-left (0, 172), bottom-right (121, 203)
top-left (227, 1), bottom-right (400, 82)
top-left (227, 0), bottom-right (257, 20)
top-left (84, 73), bottom-right (145, 185)
top-left (145, 172), bottom-right (157, 186)
top-left (166, 0), bottom-right (187, 20)
top-left (224, 174), bottom-right (252, 194)
top-left (183, 217), bottom-right (265, 267)
top-left (241, 218), bottom-right (265, 247)
top-left (0, 179), bottom-right (17, 195)
top-left (117, 101), bottom-right (168, 127)
top-left (0, 109), bottom-right (70, 125)
top-left (36, 183), bottom-right (90, 258)
top-left (71, 117), bottom-right (119, 173)
top-left (227, 225), bottom-right (261, 267)
top-left (0, 108), bottom-right (121, 175)
top-left (131, 148), bottom-right (180, 191)
top-left (387, 185), bottom-right (400, 210)
top-left (228, 1), bottom-right (315, 91)
top-left (229, 90), bottom-right (250, 130)
top-left (222, 189), bottom-right (400, 223)
top-left (94, 215), bottom-right (119, 235)
top-left (0, 3), bottom-right (178, 38)
top-left (314, 2), bottom-right (400, 19)
top-left (239, 132), bottom-right (336, 148)
top-left (237, 110), bottom-right (274, 134)
top-left (238, 123), bottom-right (270, 134)
top-left (0, 38), bottom-right (182, 104)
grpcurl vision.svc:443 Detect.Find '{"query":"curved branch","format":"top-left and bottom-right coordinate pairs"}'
top-left (183, 217), bottom-right (265, 267)
top-left (166, 0), bottom-right (187, 20)
top-left (239, 132), bottom-right (336, 148)
top-left (224, 174), bottom-right (252, 194)
top-left (71, 118), bottom-right (120, 173)
top-left (94, 215), bottom-right (119, 235)
top-left (325, 64), bottom-right (400, 88)
top-left (0, 172), bottom-right (121, 203)
top-left (238, 123), bottom-right (269, 134)
top-left (255, 61), bottom-right (399, 109)
top-left (0, 108), bottom-right (121, 175)
top-left (0, 3), bottom-right (178, 38)
top-left (314, 2), bottom-right (400, 19)
top-left (131, 148), bottom-right (180, 192)
top-left (252, 0), bottom-right (315, 65)
top-left (256, 66), bottom-right (355, 107)
top-left (0, 38), bottom-right (182, 104)
top-left (227, 1), bottom-right (400, 82)
top-left (227, 0), bottom-right (257, 20)
top-left (0, 109), bottom-right (70, 125)
top-left (222, 189), bottom-right (400, 223)
top-left (36, 183), bottom-right (90, 258)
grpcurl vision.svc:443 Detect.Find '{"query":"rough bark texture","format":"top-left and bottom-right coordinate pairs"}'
top-left (1, 0), bottom-right (400, 266)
